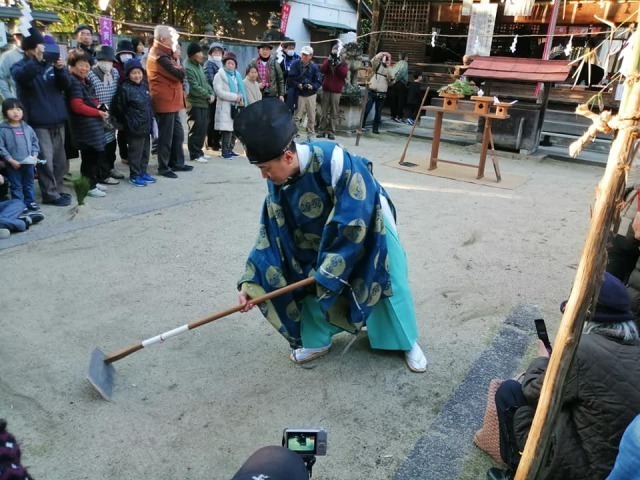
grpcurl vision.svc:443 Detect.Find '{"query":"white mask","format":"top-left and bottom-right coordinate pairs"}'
top-left (119, 53), bottom-right (133, 63)
top-left (212, 55), bottom-right (222, 62)
top-left (98, 60), bottom-right (112, 73)
top-left (286, 49), bottom-right (295, 56)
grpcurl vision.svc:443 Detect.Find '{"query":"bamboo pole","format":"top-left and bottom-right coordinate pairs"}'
top-left (368, 0), bottom-right (380, 59)
top-left (515, 24), bottom-right (640, 480)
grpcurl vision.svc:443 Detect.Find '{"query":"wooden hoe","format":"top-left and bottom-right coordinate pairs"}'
top-left (87, 277), bottom-right (315, 400)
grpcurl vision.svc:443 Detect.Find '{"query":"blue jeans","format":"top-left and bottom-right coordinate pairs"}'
top-left (607, 414), bottom-right (640, 480)
top-left (5, 164), bottom-right (35, 206)
top-left (362, 93), bottom-right (385, 131)
top-left (0, 199), bottom-right (28, 232)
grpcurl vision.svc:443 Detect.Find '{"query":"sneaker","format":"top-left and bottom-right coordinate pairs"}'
top-left (95, 184), bottom-right (107, 192)
top-left (372, 129), bottom-right (380, 134)
top-left (87, 187), bottom-right (107, 197)
top-left (404, 343), bottom-right (427, 372)
top-left (222, 152), bottom-right (233, 159)
top-left (27, 202), bottom-right (40, 211)
top-left (202, 154), bottom-right (212, 159)
top-left (230, 152), bottom-right (240, 157)
top-left (318, 132), bottom-right (326, 138)
top-left (43, 196), bottom-right (71, 206)
top-left (0, 228), bottom-right (9, 239)
top-left (289, 344), bottom-right (331, 364)
top-left (173, 164), bottom-right (194, 172)
top-left (129, 176), bottom-right (147, 187)
top-left (161, 171), bottom-right (178, 178)
top-left (193, 156), bottom-right (208, 164)
top-left (392, 117), bottom-right (402, 123)
top-left (99, 177), bottom-right (120, 185)
top-left (22, 207), bottom-right (29, 215)
top-left (407, 118), bottom-right (415, 126)
top-left (60, 192), bottom-right (71, 199)
top-left (327, 134), bottom-right (335, 140)
top-left (27, 212), bottom-right (44, 224)
top-left (140, 173), bottom-right (157, 183)
top-left (110, 169), bottom-right (125, 179)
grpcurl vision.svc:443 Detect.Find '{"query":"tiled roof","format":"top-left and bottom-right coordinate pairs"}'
top-left (465, 56), bottom-right (571, 83)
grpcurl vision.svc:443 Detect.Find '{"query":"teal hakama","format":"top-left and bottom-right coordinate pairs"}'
top-left (239, 141), bottom-right (419, 351)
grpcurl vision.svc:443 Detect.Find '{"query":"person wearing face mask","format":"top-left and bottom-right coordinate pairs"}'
top-left (277, 38), bottom-right (300, 113)
top-left (87, 45), bottom-right (123, 186)
top-left (204, 42), bottom-right (224, 152)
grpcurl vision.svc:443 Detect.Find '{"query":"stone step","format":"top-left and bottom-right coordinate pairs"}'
top-left (540, 131), bottom-right (611, 154)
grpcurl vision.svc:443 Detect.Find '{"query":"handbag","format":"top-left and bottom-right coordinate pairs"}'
top-left (473, 379), bottom-right (506, 465)
top-left (230, 105), bottom-right (239, 120)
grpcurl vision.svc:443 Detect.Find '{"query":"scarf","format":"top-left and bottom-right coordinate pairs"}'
top-left (97, 61), bottom-right (114, 86)
top-left (224, 68), bottom-right (247, 106)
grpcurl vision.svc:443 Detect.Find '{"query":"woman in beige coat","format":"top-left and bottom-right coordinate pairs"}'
top-left (361, 51), bottom-right (394, 134)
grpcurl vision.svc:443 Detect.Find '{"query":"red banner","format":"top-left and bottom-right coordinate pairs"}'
top-left (281, 3), bottom-right (291, 35)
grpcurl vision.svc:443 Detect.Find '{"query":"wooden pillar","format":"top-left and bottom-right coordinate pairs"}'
top-left (368, 0), bottom-right (381, 59)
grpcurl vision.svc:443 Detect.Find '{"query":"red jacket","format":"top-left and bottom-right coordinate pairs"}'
top-left (320, 59), bottom-right (348, 94)
top-left (146, 41), bottom-right (185, 113)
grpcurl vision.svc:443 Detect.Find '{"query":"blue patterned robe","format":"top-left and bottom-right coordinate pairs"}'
top-left (239, 141), bottom-right (395, 348)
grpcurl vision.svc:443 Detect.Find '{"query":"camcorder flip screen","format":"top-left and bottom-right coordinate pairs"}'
top-left (286, 432), bottom-right (317, 454)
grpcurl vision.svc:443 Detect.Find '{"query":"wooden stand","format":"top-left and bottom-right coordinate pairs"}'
top-left (424, 105), bottom-right (507, 182)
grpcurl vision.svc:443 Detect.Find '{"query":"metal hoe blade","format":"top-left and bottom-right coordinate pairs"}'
top-left (87, 348), bottom-right (115, 401)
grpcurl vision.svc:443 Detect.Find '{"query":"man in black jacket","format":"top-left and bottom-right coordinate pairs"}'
top-left (12, 28), bottom-right (72, 206)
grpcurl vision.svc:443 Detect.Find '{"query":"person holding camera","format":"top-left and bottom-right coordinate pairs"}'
top-left (234, 99), bottom-right (427, 373)
top-left (362, 51), bottom-right (394, 134)
top-left (389, 52), bottom-right (409, 123)
top-left (11, 28), bottom-right (72, 206)
top-left (487, 272), bottom-right (640, 480)
top-left (318, 43), bottom-right (348, 140)
top-left (288, 46), bottom-right (322, 142)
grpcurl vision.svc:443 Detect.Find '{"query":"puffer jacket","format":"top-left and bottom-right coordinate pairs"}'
top-left (513, 333), bottom-right (640, 480)
top-left (111, 79), bottom-right (153, 138)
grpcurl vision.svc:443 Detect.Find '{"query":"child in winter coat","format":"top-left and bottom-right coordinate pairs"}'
top-left (0, 98), bottom-right (40, 212)
top-left (111, 58), bottom-right (156, 186)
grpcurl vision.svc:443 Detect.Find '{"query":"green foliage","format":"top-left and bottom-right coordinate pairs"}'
top-left (439, 79), bottom-right (478, 96)
top-left (72, 175), bottom-right (91, 206)
top-left (32, 0), bottom-right (237, 36)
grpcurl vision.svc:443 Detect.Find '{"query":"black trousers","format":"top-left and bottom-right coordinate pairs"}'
top-left (80, 147), bottom-right (102, 189)
top-left (389, 82), bottom-right (408, 119)
top-left (156, 112), bottom-right (185, 174)
top-left (128, 134), bottom-right (150, 178)
top-left (97, 138), bottom-right (117, 182)
top-left (206, 101), bottom-right (221, 150)
top-left (495, 379), bottom-right (529, 471)
top-left (188, 106), bottom-right (209, 160)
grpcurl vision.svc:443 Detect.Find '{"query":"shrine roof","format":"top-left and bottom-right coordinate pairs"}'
top-left (465, 56), bottom-right (571, 83)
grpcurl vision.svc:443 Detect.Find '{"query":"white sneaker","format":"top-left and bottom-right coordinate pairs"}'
top-left (194, 156), bottom-right (208, 164)
top-left (95, 184), bottom-right (107, 192)
top-left (404, 343), bottom-right (427, 373)
top-left (289, 344), bottom-right (331, 364)
top-left (202, 154), bottom-right (212, 159)
top-left (87, 187), bottom-right (107, 198)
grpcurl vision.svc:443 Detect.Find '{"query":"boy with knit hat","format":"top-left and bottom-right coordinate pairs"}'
top-left (111, 59), bottom-right (156, 187)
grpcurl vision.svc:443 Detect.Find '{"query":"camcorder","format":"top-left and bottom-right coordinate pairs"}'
top-left (282, 428), bottom-right (327, 477)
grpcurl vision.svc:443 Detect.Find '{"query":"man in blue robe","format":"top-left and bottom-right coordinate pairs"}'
top-left (234, 98), bottom-right (427, 372)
